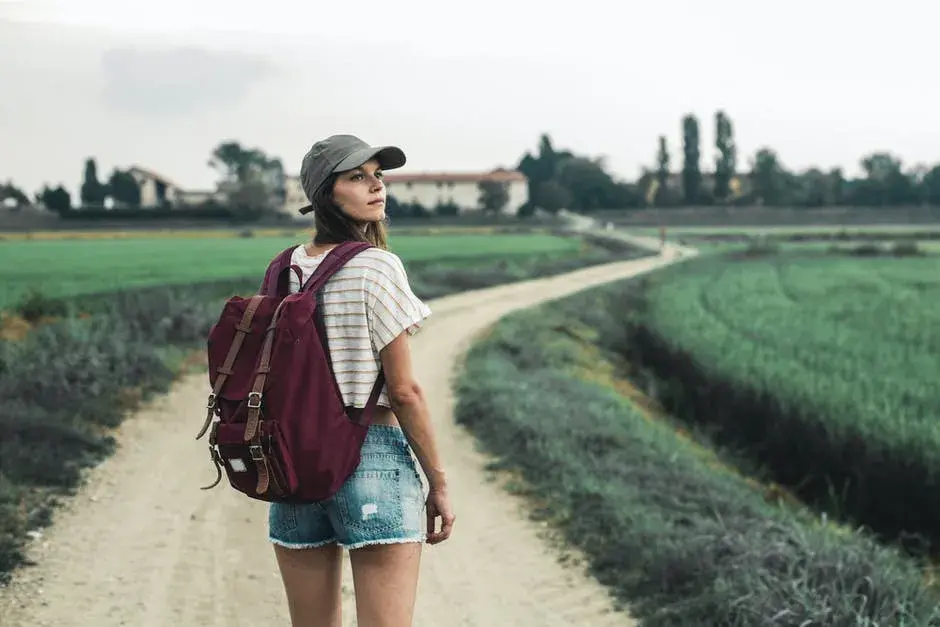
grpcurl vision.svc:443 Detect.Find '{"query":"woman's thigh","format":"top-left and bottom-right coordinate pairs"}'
top-left (324, 425), bottom-right (426, 625)
top-left (349, 542), bottom-right (422, 627)
top-left (273, 543), bottom-right (344, 627)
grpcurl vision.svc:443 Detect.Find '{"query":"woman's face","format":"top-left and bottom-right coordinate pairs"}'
top-left (331, 158), bottom-right (386, 223)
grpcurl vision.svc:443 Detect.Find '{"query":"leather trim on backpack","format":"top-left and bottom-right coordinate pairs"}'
top-left (196, 295), bottom-right (264, 440)
top-left (243, 296), bottom-right (290, 442)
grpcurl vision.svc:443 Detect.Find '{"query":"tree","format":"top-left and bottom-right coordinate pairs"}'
top-left (654, 136), bottom-right (671, 206)
top-left (210, 141), bottom-right (257, 183)
top-left (682, 114), bottom-right (701, 204)
top-left (228, 180), bottom-right (273, 219)
top-left (851, 152), bottom-right (916, 206)
top-left (714, 110), bottom-right (736, 202)
top-left (0, 182), bottom-right (29, 208)
top-left (923, 165), bottom-right (940, 206)
top-left (478, 180), bottom-right (510, 213)
top-left (554, 156), bottom-right (630, 211)
top-left (517, 133), bottom-right (573, 208)
top-left (38, 185), bottom-right (72, 213)
top-left (750, 148), bottom-right (787, 205)
top-left (792, 168), bottom-right (828, 207)
top-left (908, 164), bottom-right (930, 205)
top-left (516, 133), bottom-right (636, 212)
top-left (534, 180), bottom-right (571, 213)
top-left (209, 141), bottom-right (285, 212)
top-left (828, 167), bottom-right (845, 206)
top-left (107, 169), bottom-right (141, 207)
top-left (80, 158), bottom-right (107, 206)
top-left (656, 136), bottom-right (670, 188)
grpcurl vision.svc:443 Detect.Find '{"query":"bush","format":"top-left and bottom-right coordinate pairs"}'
top-left (0, 287), bottom-right (219, 581)
top-left (891, 240), bottom-right (923, 257)
top-left (15, 288), bottom-right (69, 322)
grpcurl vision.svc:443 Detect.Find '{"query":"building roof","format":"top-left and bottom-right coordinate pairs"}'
top-left (383, 169), bottom-right (526, 184)
top-left (128, 165), bottom-right (180, 188)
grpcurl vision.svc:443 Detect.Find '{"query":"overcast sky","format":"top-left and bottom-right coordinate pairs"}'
top-left (1, 0), bottom-right (936, 197)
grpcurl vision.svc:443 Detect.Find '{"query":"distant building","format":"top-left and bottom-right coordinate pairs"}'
top-left (385, 169), bottom-right (528, 215)
top-left (126, 166), bottom-right (226, 208)
top-left (127, 166), bottom-right (181, 207)
top-left (176, 189), bottom-right (222, 206)
top-left (283, 175), bottom-right (309, 215)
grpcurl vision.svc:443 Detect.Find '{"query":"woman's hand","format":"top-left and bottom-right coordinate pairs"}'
top-left (425, 487), bottom-right (455, 544)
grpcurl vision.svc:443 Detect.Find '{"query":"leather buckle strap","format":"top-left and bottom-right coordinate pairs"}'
top-left (243, 296), bottom-right (290, 442)
top-left (196, 295), bottom-right (264, 440)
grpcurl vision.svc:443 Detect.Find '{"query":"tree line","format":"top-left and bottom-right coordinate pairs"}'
top-left (4, 115), bottom-right (940, 216)
top-left (516, 111), bottom-right (940, 213)
top-left (0, 141), bottom-right (287, 216)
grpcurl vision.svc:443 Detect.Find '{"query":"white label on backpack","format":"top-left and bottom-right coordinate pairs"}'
top-left (228, 458), bottom-right (248, 473)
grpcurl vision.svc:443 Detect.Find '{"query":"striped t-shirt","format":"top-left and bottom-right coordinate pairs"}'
top-left (287, 244), bottom-right (432, 408)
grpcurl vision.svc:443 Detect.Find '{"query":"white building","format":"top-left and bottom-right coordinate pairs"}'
top-left (175, 189), bottom-right (221, 206)
top-left (128, 166), bottom-right (181, 207)
top-left (126, 166), bottom-right (227, 208)
top-left (384, 169), bottom-right (528, 215)
top-left (283, 175), bottom-right (309, 215)
top-left (281, 169), bottom-right (529, 216)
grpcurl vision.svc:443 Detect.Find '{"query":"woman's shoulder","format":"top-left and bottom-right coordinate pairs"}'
top-left (348, 247), bottom-right (408, 276)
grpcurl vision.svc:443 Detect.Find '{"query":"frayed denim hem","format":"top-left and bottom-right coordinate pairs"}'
top-left (269, 536), bottom-right (338, 550)
top-left (342, 536), bottom-right (426, 551)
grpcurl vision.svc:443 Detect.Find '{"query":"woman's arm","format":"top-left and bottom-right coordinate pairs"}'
top-left (380, 333), bottom-right (447, 490)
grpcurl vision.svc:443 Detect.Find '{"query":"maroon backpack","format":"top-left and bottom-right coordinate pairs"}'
top-left (195, 241), bottom-right (384, 503)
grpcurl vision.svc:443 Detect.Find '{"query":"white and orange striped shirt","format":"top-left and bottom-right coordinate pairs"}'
top-left (287, 244), bottom-right (432, 408)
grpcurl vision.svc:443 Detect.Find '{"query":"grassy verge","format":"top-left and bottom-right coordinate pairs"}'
top-left (0, 236), bottom-right (651, 583)
top-left (0, 289), bottom-right (215, 580)
top-left (454, 282), bottom-right (940, 626)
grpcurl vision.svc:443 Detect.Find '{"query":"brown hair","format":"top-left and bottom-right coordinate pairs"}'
top-left (310, 173), bottom-right (389, 250)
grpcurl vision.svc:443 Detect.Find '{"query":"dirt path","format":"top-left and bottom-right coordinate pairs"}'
top-left (1, 244), bottom-right (691, 627)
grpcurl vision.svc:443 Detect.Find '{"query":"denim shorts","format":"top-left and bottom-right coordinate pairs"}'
top-left (268, 425), bottom-right (426, 550)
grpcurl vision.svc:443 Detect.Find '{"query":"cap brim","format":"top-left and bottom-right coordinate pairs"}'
top-left (333, 145), bottom-right (406, 174)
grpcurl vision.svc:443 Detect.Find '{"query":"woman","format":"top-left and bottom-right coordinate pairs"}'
top-left (268, 134), bottom-right (456, 627)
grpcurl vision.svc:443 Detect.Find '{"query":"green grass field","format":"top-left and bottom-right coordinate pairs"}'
top-left (631, 252), bottom-right (940, 548)
top-left (0, 233), bottom-right (580, 309)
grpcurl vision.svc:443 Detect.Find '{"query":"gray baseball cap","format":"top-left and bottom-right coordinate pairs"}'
top-left (297, 134), bottom-right (406, 215)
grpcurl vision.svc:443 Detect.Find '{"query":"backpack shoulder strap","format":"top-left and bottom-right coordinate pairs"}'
top-left (302, 241), bottom-right (373, 294)
top-left (258, 245), bottom-right (300, 297)
top-left (302, 241), bottom-right (384, 427)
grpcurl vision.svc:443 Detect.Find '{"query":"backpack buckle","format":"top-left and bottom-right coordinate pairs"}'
top-left (247, 392), bottom-right (262, 409)
top-left (206, 393), bottom-right (217, 409)
top-left (249, 445), bottom-right (265, 461)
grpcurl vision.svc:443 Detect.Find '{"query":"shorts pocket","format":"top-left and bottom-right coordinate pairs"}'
top-left (335, 469), bottom-right (403, 535)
